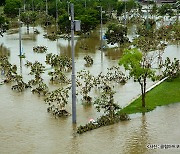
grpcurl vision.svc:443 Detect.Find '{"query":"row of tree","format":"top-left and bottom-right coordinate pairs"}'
top-left (1, 0), bottom-right (179, 35)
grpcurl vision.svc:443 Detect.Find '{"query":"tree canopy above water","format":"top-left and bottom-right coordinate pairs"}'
top-left (4, 0), bottom-right (22, 18)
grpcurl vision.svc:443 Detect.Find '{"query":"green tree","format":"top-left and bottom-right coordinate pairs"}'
top-left (98, 0), bottom-right (117, 16)
top-left (173, 0), bottom-right (180, 21)
top-left (0, 16), bottom-right (8, 37)
top-left (150, 3), bottom-right (158, 18)
top-left (119, 48), bottom-right (156, 108)
top-left (4, 0), bottom-right (22, 18)
top-left (78, 14), bottom-right (98, 33)
top-left (0, 0), bottom-right (5, 6)
top-left (58, 13), bottom-right (70, 34)
top-left (162, 57), bottom-right (180, 80)
top-left (105, 23), bottom-right (129, 46)
top-left (117, 0), bottom-right (137, 16)
top-left (94, 84), bottom-right (120, 118)
top-left (158, 4), bottom-right (174, 18)
top-left (21, 11), bottom-right (37, 33)
top-left (116, 1), bottom-right (125, 16)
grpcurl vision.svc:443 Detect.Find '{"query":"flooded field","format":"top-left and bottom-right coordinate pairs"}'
top-left (0, 26), bottom-right (180, 153)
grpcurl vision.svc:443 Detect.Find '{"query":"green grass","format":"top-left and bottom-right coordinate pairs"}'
top-left (120, 77), bottom-right (180, 114)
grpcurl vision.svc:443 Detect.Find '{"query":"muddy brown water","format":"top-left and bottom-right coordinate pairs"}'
top-left (0, 26), bottom-right (180, 154)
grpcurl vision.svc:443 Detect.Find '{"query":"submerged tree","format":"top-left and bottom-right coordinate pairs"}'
top-left (11, 75), bottom-right (30, 92)
top-left (4, 0), bottom-right (22, 18)
top-left (21, 11), bottom-right (37, 33)
top-left (77, 70), bottom-right (94, 103)
top-left (94, 83), bottom-right (120, 118)
top-left (162, 57), bottom-right (180, 81)
top-left (0, 56), bottom-right (17, 83)
top-left (105, 23), bottom-right (129, 46)
top-left (48, 68), bottom-right (70, 84)
top-left (27, 61), bottom-right (45, 86)
top-left (31, 81), bottom-right (49, 96)
top-left (0, 16), bottom-right (9, 37)
top-left (119, 48), bottom-right (157, 108)
top-left (45, 53), bottom-right (72, 71)
top-left (45, 87), bottom-right (71, 117)
top-left (84, 55), bottom-right (93, 67)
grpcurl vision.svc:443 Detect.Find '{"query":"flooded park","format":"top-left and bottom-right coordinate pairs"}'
top-left (0, 23), bottom-right (180, 153)
top-left (0, 0), bottom-right (180, 153)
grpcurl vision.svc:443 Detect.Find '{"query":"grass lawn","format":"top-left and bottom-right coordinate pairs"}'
top-left (120, 77), bottom-right (180, 114)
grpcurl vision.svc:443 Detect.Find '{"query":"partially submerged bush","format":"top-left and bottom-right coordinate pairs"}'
top-left (33, 46), bottom-right (47, 53)
top-left (44, 87), bottom-right (71, 117)
top-left (31, 82), bottom-right (49, 96)
top-left (162, 57), bottom-right (180, 81)
top-left (84, 55), bottom-right (93, 67)
top-left (46, 53), bottom-right (72, 71)
top-left (77, 113), bottom-right (130, 134)
top-left (0, 56), bottom-right (17, 83)
top-left (11, 75), bottom-right (31, 92)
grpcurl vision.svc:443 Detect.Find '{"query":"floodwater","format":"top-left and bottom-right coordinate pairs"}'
top-left (0, 26), bottom-right (180, 154)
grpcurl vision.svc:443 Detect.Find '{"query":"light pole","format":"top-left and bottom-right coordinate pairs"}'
top-left (124, 0), bottom-right (127, 25)
top-left (70, 3), bottom-right (76, 124)
top-left (24, 0), bottom-right (26, 11)
top-left (46, 0), bottom-right (48, 15)
top-left (146, 0), bottom-right (149, 29)
top-left (98, 6), bottom-right (103, 50)
top-left (56, 0), bottom-right (58, 32)
top-left (67, 1), bottom-right (70, 16)
top-left (19, 8), bottom-right (22, 57)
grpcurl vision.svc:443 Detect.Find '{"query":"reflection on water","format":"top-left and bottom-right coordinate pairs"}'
top-left (59, 30), bottom-right (100, 58)
top-left (105, 48), bottom-right (123, 60)
top-left (0, 25), bottom-right (180, 153)
top-left (0, 44), bottom-right (10, 57)
top-left (124, 114), bottom-right (149, 154)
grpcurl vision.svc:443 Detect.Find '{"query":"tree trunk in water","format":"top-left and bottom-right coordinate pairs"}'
top-left (142, 93), bottom-right (146, 108)
top-left (142, 78), bottom-right (146, 108)
top-left (27, 24), bottom-right (29, 34)
top-left (141, 77), bottom-right (147, 108)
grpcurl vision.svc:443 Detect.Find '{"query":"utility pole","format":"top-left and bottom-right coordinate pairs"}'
top-left (24, 0), bottom-right (26, 11)
top-left (46, 0), bottom-right (48, 15)
top-left (97, 6), bottom-right (103, 69)
top-left (19, 8), bottom-right (22, 57)
top-left (70, 3), bottom-right (76, 124)
top-left (100, 6), bottom-right (103, 50)
top-left (97, 6), bottom-right (103, 50)
top-left (146, 0), bottom-right (149, 29)
top-left (56, 0), bottom-right (58, 32)
top-left (124, 0), bottom-right (126, 25)
top-left (67, 1), bottom-right (70, 16)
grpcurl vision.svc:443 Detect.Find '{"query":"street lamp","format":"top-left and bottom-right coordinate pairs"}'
top-left (70, 3), bottom-right (76, 124)
top-left (124, 0), bottom-right (127, 25)
top-left (24, 0), bottom-right (26, 11)
top-left (46, 0), bottom-right (48, 15)
top-left (97, 6), bottom-right (103, 50)
top-left (67, 1), bottom-right (70, 16)
top-left (70, 3), bottom-right (81, 124)
top-left (56, 0), bottom-right (58, 32)
top-left (19, 8), bottom-right (22, 57)
top-left (146, 0), bottom-right (149, 29)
